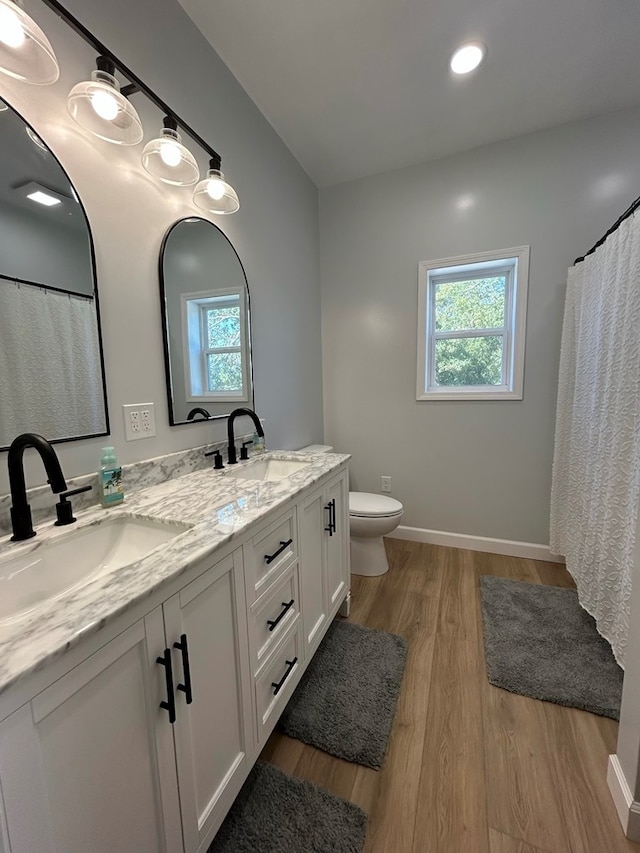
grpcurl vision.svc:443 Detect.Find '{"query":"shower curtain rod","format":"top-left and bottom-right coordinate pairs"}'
top-left (574, 192), bottom-right (640, 265)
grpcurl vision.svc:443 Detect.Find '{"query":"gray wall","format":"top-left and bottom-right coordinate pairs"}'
top-left (0, 0), bottom-right (323, 496)
top-left (320, 107), bottom-right (640, 545)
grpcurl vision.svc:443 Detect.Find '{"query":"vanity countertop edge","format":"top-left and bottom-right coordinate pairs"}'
top-left (0, 450), bottom-right (350, 701)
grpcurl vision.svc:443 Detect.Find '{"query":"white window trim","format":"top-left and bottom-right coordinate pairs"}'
top-left (181, 287), bottom-right (250, 404)
top-left (416, 246), bottom-right (529, 401)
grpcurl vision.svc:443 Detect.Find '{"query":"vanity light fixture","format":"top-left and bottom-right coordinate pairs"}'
top-left (449, 41), bottom-right (486, 75)
top-left (0, 0), bottom-right (59, 84)
top-left (67, 55), bottom-right (143, 145)
top-left (193, 156), bottom-right (240, 215)
top-left (141, 115), bottom-right (199, 186)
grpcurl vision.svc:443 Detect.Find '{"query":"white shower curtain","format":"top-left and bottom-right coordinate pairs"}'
top-left (550, 214), bottom-right (640, 668)
top-left (0, 281), bottom-right (105, 443)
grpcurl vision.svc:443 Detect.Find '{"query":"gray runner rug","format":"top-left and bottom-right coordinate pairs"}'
top-left (208, 761), bottom-right (367, 853)
top-left (277, 620), bottom-right (407, 769)
top-left (480, 575), bottom-right (623, 719)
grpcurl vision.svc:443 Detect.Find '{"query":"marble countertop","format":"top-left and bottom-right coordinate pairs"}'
top-left (0, 450), bottom-right (349, 697)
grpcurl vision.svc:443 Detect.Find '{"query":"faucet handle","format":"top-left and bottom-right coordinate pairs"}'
top-left (240, 440), bottom-right (252, 461)
top-left (54, 485), bottom-right (92, 527)
top-left (204, 449), bottom-right (224, 469)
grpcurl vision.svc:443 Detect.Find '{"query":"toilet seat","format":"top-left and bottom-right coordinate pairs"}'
top-left (348, 492), bottom-right (403, 519)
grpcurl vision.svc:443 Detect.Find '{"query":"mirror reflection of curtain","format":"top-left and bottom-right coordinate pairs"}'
top-left (0, 282), bottom-right (105, 443)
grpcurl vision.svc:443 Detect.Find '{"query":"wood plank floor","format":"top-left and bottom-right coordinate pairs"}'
top-left (260, 538), bottom-right (639, 853)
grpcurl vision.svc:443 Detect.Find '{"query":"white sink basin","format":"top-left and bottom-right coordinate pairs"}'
top-left (0, 516), bottom-right (190, 624)
top-left (224, 458), bottom-right (311, 482)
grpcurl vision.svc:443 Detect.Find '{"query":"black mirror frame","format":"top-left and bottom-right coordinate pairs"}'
top-left (158, 217), bottom-right (254, 427)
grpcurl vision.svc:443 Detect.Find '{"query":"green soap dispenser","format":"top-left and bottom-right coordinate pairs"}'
top-left (99, 446), bottom-right (124, 507)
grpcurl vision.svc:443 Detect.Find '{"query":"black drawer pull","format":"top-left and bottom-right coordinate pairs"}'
top-left (156, 648), bottom-right (176, 724)
top-left (264, 538), bottom-right (293, 565)
top-left (325, 499), bottom-right (336, 536)
top-left (271, 657), bottom-right (298, 696)
top-left (173, 633), bottom-right (193, 704)
top-left (267, 599), bottom-right (295, 632)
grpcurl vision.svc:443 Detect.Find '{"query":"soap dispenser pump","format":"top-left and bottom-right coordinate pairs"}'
top-left (99, 446), bottom-right (124, 507)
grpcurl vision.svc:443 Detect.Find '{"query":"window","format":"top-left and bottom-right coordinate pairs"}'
top-left (416, 246), bottom-right (529, 400)
top-left (182, 288), bottom-right (250, 402)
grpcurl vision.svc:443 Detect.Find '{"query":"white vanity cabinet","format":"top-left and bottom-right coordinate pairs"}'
top-left (0, 549), bottom-right (252, 853)
top-left (0, 612), bottom-right (182, 853)
top-left (163, 549), bottom-right (253, 852)
top-left (298, 468), bottom-right (349, 656)
top-left (0, 458), bottom-right (350, 853)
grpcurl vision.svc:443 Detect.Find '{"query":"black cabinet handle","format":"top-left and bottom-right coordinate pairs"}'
top-left (325, 499), bottom-right (336, 536)
top-left (156, 648), bottom-right (176, 724)
top-left (267, 599), bottom-right (294, 632)
top-left (173, 633), bottom-right (193, 704)
top-left (271, 657), bottom-right (298, 695)
top-left (264, 538), bottom-right (293, 565)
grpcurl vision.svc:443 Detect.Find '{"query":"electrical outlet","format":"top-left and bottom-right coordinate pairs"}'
top-left (123, 403), bottom-right (156, 441)
top-left (140, 405), bottom-right (156, 435)
top-left (380, 475), bottom-right (392, 493)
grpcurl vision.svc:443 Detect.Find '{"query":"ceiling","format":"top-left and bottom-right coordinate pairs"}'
top-left (178, 0), bottom-right (640, 188)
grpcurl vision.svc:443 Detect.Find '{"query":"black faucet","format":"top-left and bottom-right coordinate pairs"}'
top-left (8, 433), bottom-right (68, 541)
top-left (187, 407), bottom-right (211, 421)
top-left (227, 408), bottom-right (264, 464)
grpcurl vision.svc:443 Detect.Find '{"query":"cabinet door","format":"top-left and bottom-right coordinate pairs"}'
top-left (325, 470), bottom-right (349, 613)
top-left (0, 613), bottom-right (182, 853)
top-left (164, 550), bottom-right (253, 853)
top-left (298, 485), bottom-right (328, 654)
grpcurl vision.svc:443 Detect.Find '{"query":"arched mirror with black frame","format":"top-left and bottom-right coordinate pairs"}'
top-left (0, 96), bottom-right (109, 450)
top-left (159, 217), bottom-right (253, 425)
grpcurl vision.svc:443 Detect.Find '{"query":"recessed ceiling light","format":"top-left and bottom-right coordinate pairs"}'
top-left (27, 189), bottom-right (60, 206)
top-left (450, 42), bottom-right (486, 75)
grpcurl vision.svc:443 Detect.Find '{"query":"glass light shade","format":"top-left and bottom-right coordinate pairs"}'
top-left (0, 0), bottom-right (59, 84)
top-left (193, 168), bottom-right (239, 215)
top-left (67, 69), bottom-right (143, 145)
top-left (141, 126), bottom-right (199, 186)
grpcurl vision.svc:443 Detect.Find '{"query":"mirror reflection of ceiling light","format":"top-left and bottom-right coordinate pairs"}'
top-left (67, 55), bottom-right (143, 145)
top-left (450, 42), bottom-right (486, 75)
top-left (27, 189), bottom-right (60, 206)
top-left (16, 180), bottom-right (71, 208)
top-left (0, 0), bottom-right (59, 84)
top-left (141, 115), bottom-right (199, 186)
top-left (193, 157), bottom-right (240, 215)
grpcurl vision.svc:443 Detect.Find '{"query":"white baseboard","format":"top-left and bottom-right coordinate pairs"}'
top-left (388, 525), bottom-right (565, 563)
top-left (607, 754), bottom-right (640, 841)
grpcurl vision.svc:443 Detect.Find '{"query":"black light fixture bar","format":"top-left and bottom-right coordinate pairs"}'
top-left (39, 0), bottom-right (221, 163)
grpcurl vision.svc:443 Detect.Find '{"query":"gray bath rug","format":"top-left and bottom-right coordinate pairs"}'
top-left (208, 761), bottom-right (367, 853)
top-left (480, 575), bottom-right (623, 719)
top-left (277, 620), bottom-right (408, 769)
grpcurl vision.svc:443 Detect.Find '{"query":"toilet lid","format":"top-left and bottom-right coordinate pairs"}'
top-left (349, 492), bottom-right (403, 518)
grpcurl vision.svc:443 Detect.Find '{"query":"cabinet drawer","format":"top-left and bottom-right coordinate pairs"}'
top-left (245, 509), bottom-right (297, 602)
top-left (250, 567), bottom-right (300, 675)
top-left (254, 620), bottom-right (303, 744)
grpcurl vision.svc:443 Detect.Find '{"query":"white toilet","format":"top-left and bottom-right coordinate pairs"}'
top-left (298, 445), bottom-right (404, 577)
top-left (348, 492), bottom-right (404, 576)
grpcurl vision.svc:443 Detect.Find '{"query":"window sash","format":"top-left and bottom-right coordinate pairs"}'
top-left (426, 264), bottom-right (515, 392)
